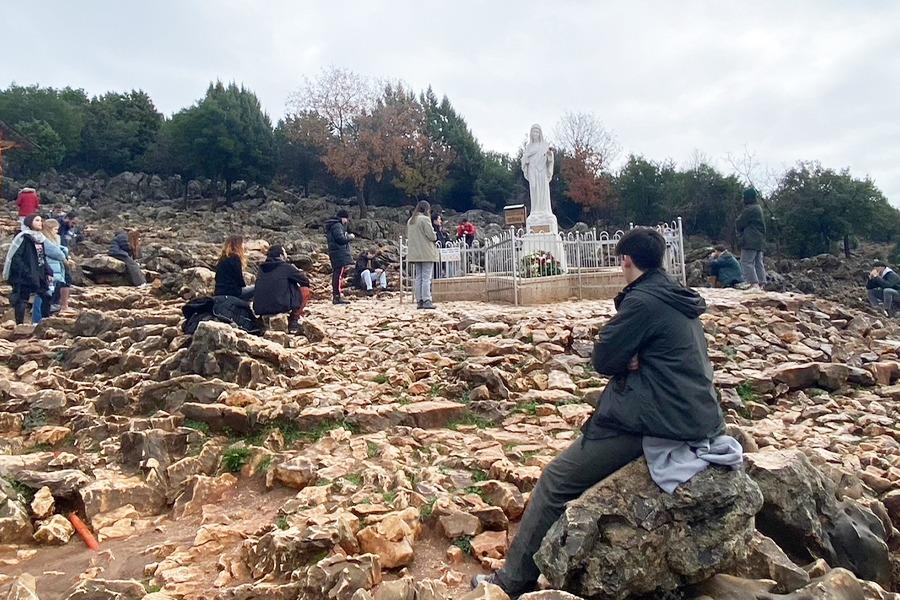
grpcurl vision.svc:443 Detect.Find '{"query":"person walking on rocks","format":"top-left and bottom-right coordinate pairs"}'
top-left (407, 200), bottom-right (439, 309)
top-left (215, 235), bottom-right (254, 300)
top-left (735, 188), bottom-right (766, 289)
top-left (15, 188), bottom-right (40, 225)
top-left (708, 245), bottom-right (750, 289)
top-left (3, 214), bottom-right (53, 325)
top-left (325, 210), bottom-right (354, 305)
top-left (473, 228), bottom-right (726, 598)
top-left (866, 261), bottom-right (900, 317)
top-left (108, 230), bottom-right (147, 287)
top-left (252, 245), bottom-right (310, 334)
top-left (42, 218), bottom-right (72, 313)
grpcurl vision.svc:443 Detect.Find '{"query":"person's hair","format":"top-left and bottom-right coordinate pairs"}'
top-left (743, 188), bottom-right (758, 204)
top-left (267, 244), bottom-right (285, 259)
top-left (337, 209), bottom-right (350, 220)
top-left (713, 244), bottom-right (727, 253)
top-left (874, 260), bottom-right (888, 268)
top-left (127, 230), bottom-right (142, 259)
top-left (220, 235), bottom-right (247, 267)
top-left (23, 214), bottom-right (40, 230)
top-left (44, 218), bottom-right (61, 244)
top-left (408, 200), bottom-right (431, 224)
top-left (615, 227), bottom-right (666, 271)
top-left (65, 212), bottom-right (78, 220)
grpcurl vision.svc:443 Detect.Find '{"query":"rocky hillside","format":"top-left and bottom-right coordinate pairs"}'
top-left (1, 264), bottom-right (900, 599)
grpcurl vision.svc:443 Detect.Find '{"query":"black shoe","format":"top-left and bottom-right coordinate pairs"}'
top-left (288, 321), bottom-right (302, 334)
top-left (421, 300), bottom-right (436, 310)
top-left (366, 289), bottom-right (374, 297)
top-left (416, 300), bottom-right (423, 309)
top-left (471, 574), bottom-right (499, 590)
top-left (333, 297), bottom-right (350, 305)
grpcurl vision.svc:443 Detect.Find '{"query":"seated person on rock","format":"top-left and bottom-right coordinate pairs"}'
top-left (108, 230), bottom-right (147, 287)
top-left (355, 248), bottom-right (388, 296)
top-left (473, 227), bottom-right (729, 598)
top-left (59, 212), bottom-right (84, 250)
top-left (215, 235), bottom-right (254, 300)
top-left (252, 245), bottom-right (310, 334)
top-left (866, 261), bottom-right (900, 317)
top-left (708, 245), bottom-right (750, 289)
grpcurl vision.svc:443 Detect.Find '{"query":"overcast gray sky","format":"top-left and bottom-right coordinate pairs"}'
top-left (8, 1), bottom-right (900, 202)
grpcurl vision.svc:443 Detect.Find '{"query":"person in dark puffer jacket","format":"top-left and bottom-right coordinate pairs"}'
top-left (252, 245), bottom-right (310, 334)
top-left (735, 188), bottom-right (767, 289)
top-left (473, 227), bottom-right (724, 597)
top-left (866, 261), bottom-right (900, 317)
top-left (324, 210), bottom-right (354, 304)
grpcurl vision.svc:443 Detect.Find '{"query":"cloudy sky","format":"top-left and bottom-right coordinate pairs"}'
top-left (8, 1), bottom-right (900, 201)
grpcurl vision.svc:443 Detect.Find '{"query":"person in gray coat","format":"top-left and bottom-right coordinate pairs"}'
top-left (406, 200), bottom-right (439, 309)
top-left (735, 188), bottom-right (767, 289)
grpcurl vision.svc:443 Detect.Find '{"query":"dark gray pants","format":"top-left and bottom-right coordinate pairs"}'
top-left (740, 249), bottom-right (766, 285)
top-left (495, 432), bottom-right (643, 596)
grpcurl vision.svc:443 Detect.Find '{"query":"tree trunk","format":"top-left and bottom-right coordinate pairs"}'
top-left (182, 175), bottom-right (189, 211)
top-left (844, 234), bottom-right (851, 259)
top-left (225, 178), bottom-right (232, 205)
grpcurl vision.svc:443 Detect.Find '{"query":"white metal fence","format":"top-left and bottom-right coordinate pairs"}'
top-left (399, 218), bottom-right (686, 304)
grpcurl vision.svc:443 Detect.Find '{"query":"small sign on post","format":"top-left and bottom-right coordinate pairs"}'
top-left (504, 204), bottom-right (527, 227)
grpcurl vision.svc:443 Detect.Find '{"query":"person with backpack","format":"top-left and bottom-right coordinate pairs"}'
top-left (252, 245), bottom-right (311, 334)
top-left (324, 210), bottom-right (354, 305)
top-left (735, 188), bottom-right (767, 290)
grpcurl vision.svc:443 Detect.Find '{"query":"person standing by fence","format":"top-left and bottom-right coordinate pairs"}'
top-left (325, 209), bottom-right (354, 305)
top-left (407, 201), bottom-right (439, 309)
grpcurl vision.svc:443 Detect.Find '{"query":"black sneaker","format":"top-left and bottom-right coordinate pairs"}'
top-left (416, 300), bottom-right (423, 309)
top-left (333, 297), bottom-right (350, 305)
top-left (288, 321), bottom-right (302, 334)
top-left (366, 289), bottom-right (375, 297)
top-left (421, 300), bottom-right (436, 310)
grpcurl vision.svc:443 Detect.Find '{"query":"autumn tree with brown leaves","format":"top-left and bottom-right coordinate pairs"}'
top-left (554, 112), bottom-right (619, 219)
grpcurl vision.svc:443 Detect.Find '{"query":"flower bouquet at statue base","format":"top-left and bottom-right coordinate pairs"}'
top-left (520, 250), bottom-right (563, 278)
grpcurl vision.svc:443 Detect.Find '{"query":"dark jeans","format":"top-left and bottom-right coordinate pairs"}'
top-left (495, 432), bottom-right (643, 596)
top-left (11, 288), bottom-right (49, 325)
top-left (111, 255), bottom-right (146, 286)
top-left (331, 266), bottom-right (345, 298)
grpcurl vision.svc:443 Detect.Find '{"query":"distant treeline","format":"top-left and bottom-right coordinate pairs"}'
top-left (1, 70), bottom-right (895, 257)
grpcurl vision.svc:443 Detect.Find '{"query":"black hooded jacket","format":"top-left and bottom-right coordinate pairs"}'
top-left (324, 218), bottom-right (353, 268)
top-left (252, 257), bottom-right (310, 316)
top-left (587, 269), bottom-right (724, 441)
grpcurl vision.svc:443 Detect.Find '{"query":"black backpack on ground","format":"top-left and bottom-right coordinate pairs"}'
top-left (181, 295), bottom-right (266, 336)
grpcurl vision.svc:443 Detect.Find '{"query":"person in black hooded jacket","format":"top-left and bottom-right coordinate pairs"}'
top-left (252, 245), bottom-right (311, 333)
top-left (473, 227), bottom-right (725, 597)
top-left (324, 210), bottom-right (354, 304)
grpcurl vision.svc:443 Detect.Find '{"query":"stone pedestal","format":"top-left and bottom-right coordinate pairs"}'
top-left (526, 211), bottom-right (559, 236)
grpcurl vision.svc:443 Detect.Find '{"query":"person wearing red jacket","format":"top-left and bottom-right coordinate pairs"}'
top-left (456, 218), bottom-right (476, 248)
top-left (16, 188), bottom-right (41, 223)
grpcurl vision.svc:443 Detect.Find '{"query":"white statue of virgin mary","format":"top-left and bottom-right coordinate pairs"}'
top-left (521, 124), bottom-right (558, 233)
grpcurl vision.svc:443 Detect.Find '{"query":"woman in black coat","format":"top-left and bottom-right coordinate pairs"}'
top-left (3, 214), bottom-right (52, 324)
top-left (215, 235), bottom-right (254, 300)
top-left (324, 210), bottom-right (354, 304)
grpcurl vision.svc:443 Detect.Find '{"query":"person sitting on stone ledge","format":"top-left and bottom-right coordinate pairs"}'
top-left (108, 229), bottom-right (147, 287)
top-left (708, 245), bottom-right (750, 290)
top-left (354, 248), bottom-right (388, 296)
top-left (252, 245), bottom-right (310, 334)
top-left (866, 260), bottom-right (900, 317)
top-left (215, 235), bottom-right (254, 300)
top-left (472, 227), bottom-right (733, 598)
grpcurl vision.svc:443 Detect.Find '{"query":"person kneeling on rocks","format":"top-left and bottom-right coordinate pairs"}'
top-left (252, 245), bottom-right (310, 334)
top-left (866, 261), bottom-right (900, 317)
top-left (708, 245), bottom-right (750, 290)
top-left (355, 249), bottom-right (388, 296)
top-left (109, 230), bottom-right (147, 287)
top-left (473, 228), bottom-right (736, 598)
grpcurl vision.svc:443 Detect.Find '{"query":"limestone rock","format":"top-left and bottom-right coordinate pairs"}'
top-left (302, 554), bottom-right (382, 600)
top-left (172, 473), bottom-right (237, 519)
top-left (15, 469), bottom-right (91, 497)
top-left (29, 487), bottom-right (54, 520)
top-left (438, 510), bottom-right (482, 539)
top-left (0, 497), bottom-right (33, 543)
top-left (272, 456), bottom-right (316, 490)
top-left (5, 574), bottom-right (40, 600)
top-left (519, 593), bottom-right (585, 600)
top-left (33, 514), bottom-right (75, 545)
top-left (687, 568), bottom-right (898, 600)
top-left (63, 579), bottom-right (147, 600)
top-left (79, 476), bottom-right (167, 526)
top-left (535, 459), bottom-right (763, 599)
top-left (458, 583), bottom-right (511, 600)
top-left (471, 480), bottom-right (526, 520)
top-left (730, 531), bottom-right (810, 593)
top-left (746, 450), bottom-right (891, 587)
top-left (356, 509), bottom-right (420, 569)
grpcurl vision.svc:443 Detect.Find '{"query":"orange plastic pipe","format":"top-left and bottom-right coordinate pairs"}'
top-left (68, 513), bottom-right (99, 551)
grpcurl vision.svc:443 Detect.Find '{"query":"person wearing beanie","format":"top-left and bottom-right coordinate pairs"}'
top-left (324, 209), bottom-right (354, 304)
top-left (3, 214), bottom-right (53, 325)
top-left (735, 188), bottom-right (767, 290)
top-left (252, 245), bottom-right (311, 334)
